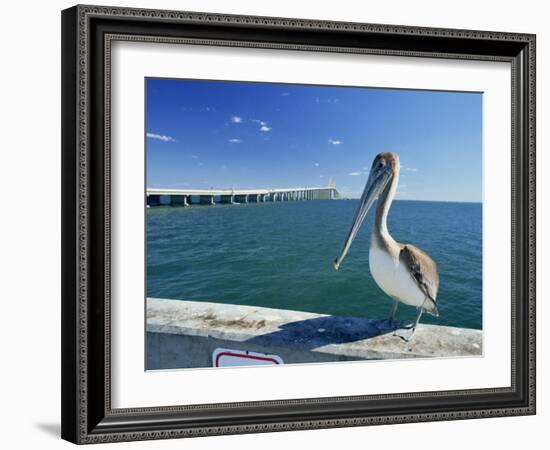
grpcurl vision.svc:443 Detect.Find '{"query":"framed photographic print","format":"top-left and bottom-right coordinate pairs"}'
top-left (61, 4), bottom-right (536, 444)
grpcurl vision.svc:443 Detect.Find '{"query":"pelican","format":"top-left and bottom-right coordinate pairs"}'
top-left (333, 152), bottom-right (439, 341)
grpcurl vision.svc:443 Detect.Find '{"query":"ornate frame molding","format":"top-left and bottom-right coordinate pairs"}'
top-left (61, 5), bottom-right (536, 444)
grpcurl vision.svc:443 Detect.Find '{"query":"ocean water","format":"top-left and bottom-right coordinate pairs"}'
top-left (147, 200), bottom-right (482, 330)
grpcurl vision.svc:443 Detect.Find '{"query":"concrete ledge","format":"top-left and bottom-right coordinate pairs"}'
top-left (146, 297), bottom-right (482, 369)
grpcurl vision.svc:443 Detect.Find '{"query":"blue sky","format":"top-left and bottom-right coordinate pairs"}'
top-left (146, 78), bottom-right (482, 202)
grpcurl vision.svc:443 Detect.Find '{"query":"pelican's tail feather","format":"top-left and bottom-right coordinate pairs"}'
top-left (424, 297), bottom-right (439, 317)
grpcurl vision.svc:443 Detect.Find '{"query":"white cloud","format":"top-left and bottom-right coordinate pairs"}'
top-left (147, 133), bottom-right (176, 142)
top-left (348, 172), bottom-right (362, 176)
top-left (183, 106), bottom-right (216, 112)
top-left (248, 119), bottom-right (272, 131)
top-left (231, 116), bottom-right (243, 123)
top-left (328, 139), bottom-right (343, 145)
top-left (228, 138), bottom-right (241, 143)
top-left (281, 92), bottom-right (290, 96)
top-left (191, 155), bottom-right (199, 159)
top-left (405, 167), bottom-right (418, 172)
top-left (198, 162), bottom-right (204, 166)
top-left (314, 162), bottom-right (319, 167)
top-left (315, 97), bottom-right (339, 104)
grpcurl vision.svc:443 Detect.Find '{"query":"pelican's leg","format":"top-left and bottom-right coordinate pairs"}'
top-left (386, 299), bottom-right (399, 330)
top-left (389, 300), bottom-right (398, 321)
top-left (395, 307), bottom-right (423, 342)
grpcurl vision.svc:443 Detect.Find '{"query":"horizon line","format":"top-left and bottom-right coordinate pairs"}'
top-left (339, 197), bottom-right (482, 204)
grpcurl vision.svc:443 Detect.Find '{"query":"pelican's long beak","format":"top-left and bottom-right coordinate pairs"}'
top-left (333, 164), bottom-right (392, 270)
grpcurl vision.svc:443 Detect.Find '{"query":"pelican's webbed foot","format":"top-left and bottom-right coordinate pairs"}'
top-left (393, 307), bottom-right (423, 342)
top-left (394, 326), bottom-right (417, 342)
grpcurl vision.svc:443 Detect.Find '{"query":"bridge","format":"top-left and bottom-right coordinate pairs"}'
top-left (147, 179), bottom-right (339, 207)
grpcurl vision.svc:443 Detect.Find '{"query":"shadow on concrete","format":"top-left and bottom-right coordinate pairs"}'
top-left (35, 422), bottom-right (60, 438)
top-left (245, 315), bottom-right (398, 350)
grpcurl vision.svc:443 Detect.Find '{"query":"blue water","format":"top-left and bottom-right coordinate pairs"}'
top-left (147, 200), bottom-right (482, 329)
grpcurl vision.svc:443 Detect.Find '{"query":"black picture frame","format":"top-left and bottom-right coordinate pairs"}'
top-left (61, 4), bottom-right (536, 444)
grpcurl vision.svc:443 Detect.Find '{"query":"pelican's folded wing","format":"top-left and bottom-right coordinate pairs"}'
top-left (400, 244), bottom-right (439, 302)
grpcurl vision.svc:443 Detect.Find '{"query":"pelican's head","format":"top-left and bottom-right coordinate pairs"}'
top-left (333, 152), bottom-right (399, 270)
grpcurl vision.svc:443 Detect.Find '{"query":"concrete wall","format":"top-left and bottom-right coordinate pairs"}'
top-left (146, 298), bottom-right (482, 370)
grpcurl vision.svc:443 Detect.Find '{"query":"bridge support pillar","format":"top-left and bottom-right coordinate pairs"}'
top-left (199, 195), bottom-right (215, 205)
top-left (234, 194), bottom-right (249, 204)
top-left (219, 195), bottom-right (235, 204)
top-left (171, 195), bottom-right (189, 206)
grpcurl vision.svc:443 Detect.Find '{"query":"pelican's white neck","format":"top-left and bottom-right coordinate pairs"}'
top-left (372, 164), bottom-right (400, 249)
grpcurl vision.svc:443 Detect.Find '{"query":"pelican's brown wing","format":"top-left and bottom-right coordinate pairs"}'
top-left (399, 244), bottom-right (439, 303)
